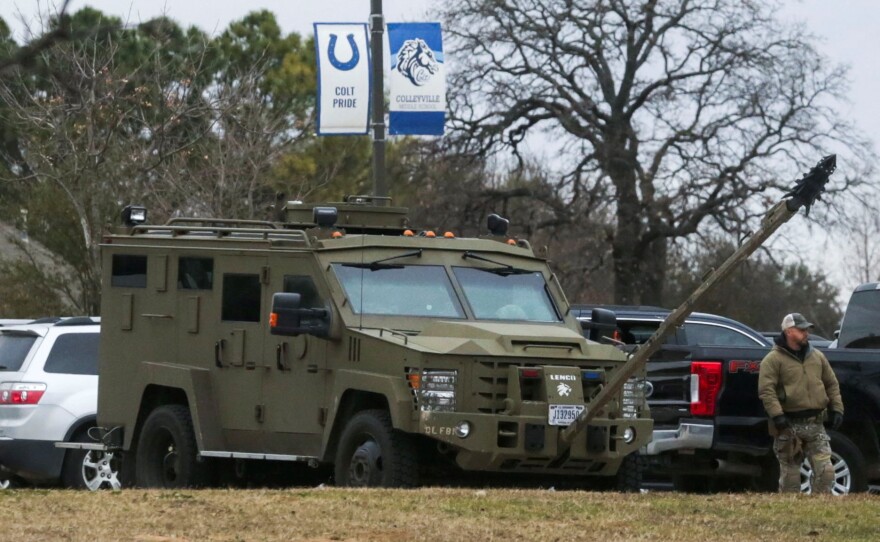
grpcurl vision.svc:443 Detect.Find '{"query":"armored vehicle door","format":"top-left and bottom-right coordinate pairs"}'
top-left (205, 255), bottom-right (269, 452)
top-left (260, 255), bottom-right (328, 456)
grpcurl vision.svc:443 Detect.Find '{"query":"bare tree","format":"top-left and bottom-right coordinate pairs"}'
top-left (843, 206), bottom-right (880, 285)
top-left (439, 0), bottom-right (876, 304)
top-left (0, 13), bottom-right (311, 313)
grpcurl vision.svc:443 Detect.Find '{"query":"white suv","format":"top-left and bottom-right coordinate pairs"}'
top-left (0, 317), bottom-right (120, 489)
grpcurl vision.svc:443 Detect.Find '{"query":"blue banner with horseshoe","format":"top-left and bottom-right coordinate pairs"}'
top-left (314, 23), bottom-right (371, 135)
top-left (387, 23), bottom-right (446, 136)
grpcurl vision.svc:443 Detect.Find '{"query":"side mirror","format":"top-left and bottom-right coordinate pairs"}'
top-left (270, 293), bottom-right (330, 337)
top-left (588, 308), bottom-right (618, 343)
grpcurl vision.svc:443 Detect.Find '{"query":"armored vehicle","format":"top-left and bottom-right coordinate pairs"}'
top-left (94, 196), bottom-right (651, 488)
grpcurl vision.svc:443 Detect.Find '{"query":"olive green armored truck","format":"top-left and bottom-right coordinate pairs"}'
top-left (95, 197), bottom-right (651, 488)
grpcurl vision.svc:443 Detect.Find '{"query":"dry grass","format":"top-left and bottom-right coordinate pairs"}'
top-left (1, 487), bottom-right (877, 541)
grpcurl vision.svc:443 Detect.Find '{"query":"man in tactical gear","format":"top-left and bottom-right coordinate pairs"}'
top-left (758, 313), bottom-right (844, 493)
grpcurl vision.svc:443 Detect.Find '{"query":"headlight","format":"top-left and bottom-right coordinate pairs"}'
top-left (408, 369), bottom-right (457, 412)
top-left (454, 421), bottom-right (471, 438)
top-left (622, 427), bottom-right (636, 444)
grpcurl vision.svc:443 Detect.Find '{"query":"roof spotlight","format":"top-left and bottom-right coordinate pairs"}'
top-left (487, 213), bottom-right (509, 236)
top-left (313, 206), bottom-right (338, 228)
top-left (121, 205), bottom-right (147, 227)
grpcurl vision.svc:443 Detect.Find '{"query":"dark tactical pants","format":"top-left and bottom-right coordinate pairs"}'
top-left (773, 417), bottom-right (834, 493)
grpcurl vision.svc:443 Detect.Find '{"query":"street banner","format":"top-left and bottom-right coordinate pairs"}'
top-left (314, 23), bottom-right (371, 135)
top-left (387, 22), bottom-right (446, 135)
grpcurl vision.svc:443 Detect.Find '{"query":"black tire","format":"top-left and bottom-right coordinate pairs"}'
top-left (61, 430), bottom-right (123, 490)
top-left (800, 429), bottom-right (868, 494)
top-left (334, 409), bottom-right (418, 488)
top-left (135, 405), bottom-right (209, 488)
top-left (614, 453), bottom-right (645, 492)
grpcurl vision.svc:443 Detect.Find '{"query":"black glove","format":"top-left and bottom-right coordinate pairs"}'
top-left (828, 411), bottom-right (843, 430)
top-left (772, 415), bottom-right (790, 431)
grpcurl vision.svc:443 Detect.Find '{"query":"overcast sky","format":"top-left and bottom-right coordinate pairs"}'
top-left (7, 0), bottom-right (877, 148)
top-left (5, 0), bottom-right (879, 302)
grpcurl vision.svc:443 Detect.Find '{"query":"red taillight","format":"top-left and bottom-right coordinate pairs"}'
top-left (690, 361), bottom-right (722, 416)
top-left (0, 383), bottom-right (47, 405)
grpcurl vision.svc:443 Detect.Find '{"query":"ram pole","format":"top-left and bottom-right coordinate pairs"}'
top-left (558, 155), bottom-right (838, 453)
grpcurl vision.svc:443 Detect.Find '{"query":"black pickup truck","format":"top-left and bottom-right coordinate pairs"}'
top-left (574, 299), bottom-right (880, 494)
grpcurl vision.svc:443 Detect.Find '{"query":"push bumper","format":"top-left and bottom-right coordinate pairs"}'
top-left (643, 420), bottom-right (714, 455)
top-left (419, 410), bottom-right (653, 474)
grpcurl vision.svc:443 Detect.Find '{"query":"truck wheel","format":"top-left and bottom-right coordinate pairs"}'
top-left (334, 410), bottom-right (418, 488)
top-left (136, 405), bottom-right (208, 488)
top-left (800, 430), bottom-right (868, 495)
top-left (62, 431), bottom-right (122, 490)
top-left (614, 453), bottom-right (645, 492)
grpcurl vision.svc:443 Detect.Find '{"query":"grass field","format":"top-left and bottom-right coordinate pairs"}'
top-left (1, 487), bottom-right (877, 541)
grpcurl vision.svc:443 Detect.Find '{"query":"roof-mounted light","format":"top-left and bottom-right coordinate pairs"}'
top-left (313, 206), bottom-right (338, 228)
top-left (121, 205), bottom-right (147, 227)
top-left (487, 213), bottom-right (509, 236)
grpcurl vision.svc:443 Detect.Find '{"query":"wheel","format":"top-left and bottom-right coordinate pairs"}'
top-left (334, 409), bottom-right (418, 488)
top-left (799, 429), bottom-right (867, 495)
top-left (62, 431), bottom-right (123, 490)
top-left (614, 453), bottom-right (645, 492)
top-left (135, 405), bottom-right (208, 488)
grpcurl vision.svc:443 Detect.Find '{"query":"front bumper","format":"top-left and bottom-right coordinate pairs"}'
top-left (419, 411), bottom-right (653, 475)
top-left (642, 420), bottom-right (714, 455)
top-left (0, 437), bottom-right (65, 483)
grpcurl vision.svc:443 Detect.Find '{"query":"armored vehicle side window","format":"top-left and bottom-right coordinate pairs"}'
top-left (453, 267), bottom-right (560, 322)
top-left (43, 333), bottom-right (99, 375)
top-left (111, 254), bottom-right (147, 288)
top-left (222, 274), bottom-right (261, 322)
top-left (284, 275), bottom-right (322, 308)
top-left (178, 257), bottom-right (214, 290)
top-left (332, 264), bottom-right (464, 318)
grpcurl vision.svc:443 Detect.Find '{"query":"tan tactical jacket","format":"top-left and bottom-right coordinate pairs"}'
top-left (758, 344), bottom-right (843, 418)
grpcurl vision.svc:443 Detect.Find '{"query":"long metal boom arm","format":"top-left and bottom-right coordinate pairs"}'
top-left (558, 155), bottom-right (837, 452)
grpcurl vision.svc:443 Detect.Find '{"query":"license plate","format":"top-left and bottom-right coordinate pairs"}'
top-left (548, 404), bottom-right (585, 426)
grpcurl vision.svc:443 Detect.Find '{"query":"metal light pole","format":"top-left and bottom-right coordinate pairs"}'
top-left (370, 0), bottom-right (387, 198)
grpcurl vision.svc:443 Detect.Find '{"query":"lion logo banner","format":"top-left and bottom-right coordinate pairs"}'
top-left (314, 23), bottom-right (371, 135)
top-left (387, 22), bottom-right (446, 136)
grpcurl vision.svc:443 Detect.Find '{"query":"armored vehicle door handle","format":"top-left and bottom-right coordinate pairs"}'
top-left (215, 339), bottom-right (225, 368)
top-left (141, 313), bottom-right (173, 319)
top-left (276, 343), bottom-right (290, 371)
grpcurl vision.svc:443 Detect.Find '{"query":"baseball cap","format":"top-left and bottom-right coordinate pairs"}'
top-left (781, 312), bottom-right (814, 331)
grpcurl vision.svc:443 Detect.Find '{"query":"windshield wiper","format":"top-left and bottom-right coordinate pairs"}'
top-left (462, 251), bottom-right (533, 276)
top-left (342, 249), bottom-right (423, 271)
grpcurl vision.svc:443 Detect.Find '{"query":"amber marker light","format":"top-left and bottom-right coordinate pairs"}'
top-left (407, 373), bottom-right (421, 389)
top-left (443, 231), bottom-right (455, 238)
top-left (425, 231), bottom-right (436, 238)
top-left (331, 231), bottom-right (343, 238)
top-left (403, 229), bottom-right (414, 236)
top-left (269, 312), bottom-right (278, 328)
top-left (506, 239), bottom-right (516, 245)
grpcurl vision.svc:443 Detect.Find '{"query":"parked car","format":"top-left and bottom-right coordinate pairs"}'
top-left (761, 331), bottom-right (832, 348)
top-left (574, 304), bottom-right (880, 494)
top-left (0, 317), bottom-right (120, 489)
